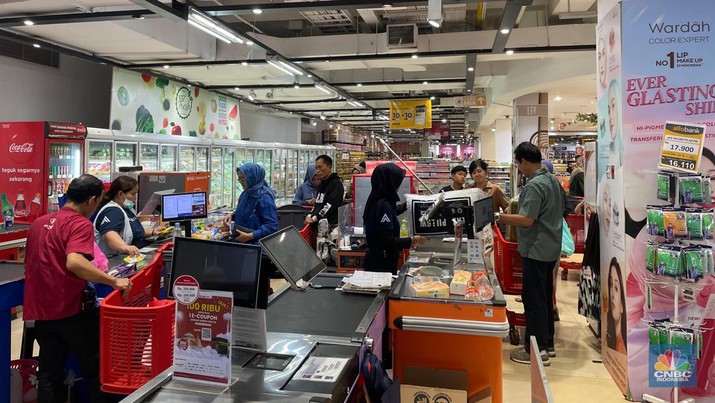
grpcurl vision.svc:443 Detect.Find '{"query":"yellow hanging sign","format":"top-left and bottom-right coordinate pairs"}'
top-left (389, 99), bottom-right (432, 130)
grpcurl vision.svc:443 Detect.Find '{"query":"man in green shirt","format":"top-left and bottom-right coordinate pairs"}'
top-left (496, 142), bottom-right (564, 366)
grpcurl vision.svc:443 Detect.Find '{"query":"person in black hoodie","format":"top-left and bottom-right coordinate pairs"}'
top-left (363, 163), bottom-right (427, 273)
top-left (304, 154), bottom-right (344, 227)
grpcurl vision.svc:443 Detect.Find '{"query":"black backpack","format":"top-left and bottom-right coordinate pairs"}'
top-left (361, 352), bottom-right (393, 402)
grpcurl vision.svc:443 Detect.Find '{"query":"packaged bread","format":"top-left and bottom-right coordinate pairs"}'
top-left (450, 270), bottom-right (472, 295)
top-left (409, 281), bottom-right (450, 299)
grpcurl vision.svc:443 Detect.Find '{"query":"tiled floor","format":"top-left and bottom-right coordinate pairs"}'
top-left (9, 275), bottom-right (626, 402)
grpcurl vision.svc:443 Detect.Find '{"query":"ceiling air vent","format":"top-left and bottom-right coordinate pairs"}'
top-left (386, 24), bottom-right (417, 49)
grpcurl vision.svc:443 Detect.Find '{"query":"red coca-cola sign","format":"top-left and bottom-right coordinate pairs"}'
top-left (8, 134), bottom-right (35, 163)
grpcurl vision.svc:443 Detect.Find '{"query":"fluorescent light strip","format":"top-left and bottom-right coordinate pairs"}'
top-left (279, 61), bottom-right (303, 76)
top-left (188, 9), bottom-right (243, 44)
top-left (267, 60), bottom-right (295, 76)
top-left (314, 84), bottom-right (332, 95)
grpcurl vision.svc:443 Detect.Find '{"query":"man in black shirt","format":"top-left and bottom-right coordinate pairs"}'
top-left (304, 155), bottom-right (344, 226)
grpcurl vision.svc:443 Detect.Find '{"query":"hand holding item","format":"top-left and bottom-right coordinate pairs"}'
top-left (223, 213), bottom-right (233, 226)
top-left (114, 277), bottom-right (132, 299)
top-left (411, 235), bottom-right (428, 248)
top-left (235, 230), bottom-right (254, 243)
top-left (304, 215), bottom-right (315, 226)
top-left (124, 245), bottom-right (140, 257)
top-left (307, 198), bottom-right (316, 205)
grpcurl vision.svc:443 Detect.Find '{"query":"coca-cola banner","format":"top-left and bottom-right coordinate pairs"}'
top-left (0, 122), bottom-right (45, 222)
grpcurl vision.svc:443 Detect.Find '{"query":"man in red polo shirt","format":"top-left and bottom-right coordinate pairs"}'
top-left (24, 175), bottom-right (131, 403)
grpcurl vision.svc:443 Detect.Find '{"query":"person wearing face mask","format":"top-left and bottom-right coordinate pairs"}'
top-left (94, 176), bottom-right (159, 256)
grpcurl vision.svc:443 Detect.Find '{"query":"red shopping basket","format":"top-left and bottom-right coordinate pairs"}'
top-left (492, 223), bottom-right (523, 295)
top-left (99, 248), bottom-right (175, 395)
top-left (565, 213), bottom-right (586, 254)
top-left (299, 223), bottom-right (317, 251)
top-left (10, 359), bottom-right (38, 402)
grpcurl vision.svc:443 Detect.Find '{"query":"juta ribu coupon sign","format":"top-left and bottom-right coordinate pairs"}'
top-left (658, 121), bottom-right (706, 173)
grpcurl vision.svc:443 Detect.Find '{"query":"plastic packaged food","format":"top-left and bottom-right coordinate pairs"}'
top-left (662, 209), bottom-right (687, 240)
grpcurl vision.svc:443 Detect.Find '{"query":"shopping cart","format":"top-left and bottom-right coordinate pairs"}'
top-left (492, 223), bottom-right (525, 345)
top-left (560, 214), bottom-right (586, 280)
top-left (99, 243), bottom-right (175, 395)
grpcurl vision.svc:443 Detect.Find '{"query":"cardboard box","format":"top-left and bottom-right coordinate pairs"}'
top-left (400, 367), bottom-right (468, 403)
top-left (398, 366), bottom-right (493, 403)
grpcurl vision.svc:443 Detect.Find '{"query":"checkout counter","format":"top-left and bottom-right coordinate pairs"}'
top-left (0, 261), bottom-right (24, 403)
top-left (119, 227), bottom-right (386, 402)
top-left (0, 224), bottom-right (28, 261)
top-left (389, 239), bottom-right (508, 403)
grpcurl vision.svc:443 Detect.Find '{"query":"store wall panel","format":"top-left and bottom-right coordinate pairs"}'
top-left (240, 106), bottom-right (301, 144)
top-left (0, 54), bottom-right (111, 127)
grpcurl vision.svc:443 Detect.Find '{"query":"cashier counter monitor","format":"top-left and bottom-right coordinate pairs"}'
top-left (418, 195), bottom-right (493, 238)
top-left (260, 226), bottom-right (327, 290)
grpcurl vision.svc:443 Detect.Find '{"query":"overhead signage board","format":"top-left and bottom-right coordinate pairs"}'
top-left (389, 99), bottom-right (432, 130)
top-left (454, 95), bottom-right (487, 108)
top-left (516, 104), bottom-right (549, 117)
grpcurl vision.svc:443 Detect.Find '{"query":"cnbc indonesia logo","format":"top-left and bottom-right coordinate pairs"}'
top-left (652, 349), bottom-right (694, 385)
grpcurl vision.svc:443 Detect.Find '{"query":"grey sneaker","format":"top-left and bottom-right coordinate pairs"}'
top-left (510, 349), bottom-right (550, 366)
top-left (547, 347), bottom-right (556, 357)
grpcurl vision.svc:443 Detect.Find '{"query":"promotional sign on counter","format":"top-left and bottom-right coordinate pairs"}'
top-left (389, 99), bottom-right (432, 130)
top-left (110, 68), bottom-right (241, 140)
top-left (173, 275), bottom-right (233, 387)
top-left (657, 121), bottom-right (706, 173)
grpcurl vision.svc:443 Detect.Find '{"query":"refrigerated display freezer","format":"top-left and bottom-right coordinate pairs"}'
top-left (119, 273), bottom-right (387, 402)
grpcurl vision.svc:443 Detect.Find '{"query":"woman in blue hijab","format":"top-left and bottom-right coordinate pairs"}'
top-left (292, 164), bottom-right (320, 206)
top-left (223, 163), bottom-right (278, 243)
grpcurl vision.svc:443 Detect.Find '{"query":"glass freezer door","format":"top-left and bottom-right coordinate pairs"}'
top-left (179, 146), bottom-right (195, 172)
top-left (140, 143), bottom-right (159, 172)
top-left (271, 149), bottom-right (284, 198)
top-left (210, 147), bottom-right (223, 208)
top-left (161, 145), bottom-right (177, 171)
top-left (286, 150), bottom-right (298, 197)
top-left (264, 149), bottom-right (272, 186)
top-left (222, 148), bottom-right (235, 209)
top-left (196, 146), bottom-right (209, 171)
top-left (234, 149), bottom-right (246, 204)
top-left (115, 142), bottom-right (137, 172)
top-left (48, 142), bottom-right (83, 214)
top-left (87, 140), bottom-right (113, 184)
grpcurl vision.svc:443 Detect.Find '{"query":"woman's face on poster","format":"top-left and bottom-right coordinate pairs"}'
top-left (609, 264), bottom-right (623, 322)
top-left (608, 87), bottom-right (619, 141)
top-left (598, 37), bottom-right (607, 88)
top-left (601, 186), bottom-right (612, 233)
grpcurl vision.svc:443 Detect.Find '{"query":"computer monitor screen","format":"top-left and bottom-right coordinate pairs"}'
top-left (473, 196), bottom-right (495, 231)
top-left (161, 191), bottom-right (207, 221)
top-left (139, 189), bottom-right (175, 216)
top-left (259, 226), bottom-right (326, 289)
top-left (170, 237), bottom-right (263, 309)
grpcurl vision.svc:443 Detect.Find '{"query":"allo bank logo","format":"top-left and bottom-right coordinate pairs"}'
top-left (652, 349), bottom-right (692, 383)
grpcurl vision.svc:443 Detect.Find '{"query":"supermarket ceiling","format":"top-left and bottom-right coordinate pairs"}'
top-left (0, 0), bottom-right (599, 138)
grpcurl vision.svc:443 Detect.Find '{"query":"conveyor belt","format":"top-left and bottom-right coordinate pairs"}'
top-left (267, 275), bottom-right (380, 339)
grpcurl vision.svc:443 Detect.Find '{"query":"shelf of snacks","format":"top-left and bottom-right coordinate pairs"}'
top-left (415, 159), bottom-right (451, 194)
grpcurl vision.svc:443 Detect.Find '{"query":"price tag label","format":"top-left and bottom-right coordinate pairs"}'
top-left (658, 121), bottom-right (706, 173)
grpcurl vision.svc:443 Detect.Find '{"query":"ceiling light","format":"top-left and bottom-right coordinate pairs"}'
top-left (500, 28), bottom-right (510, 34)
top-left (241, 61), bottom-right (248, 66)
top-left (467, 89), bottom-right (472, 92)
top-left (505, 50), bottom-right (514, 55)
top-left (329, 124), bottom-right (333, 128)
top-left (348, 100), bottom-right (364, 108)
top-left (188, 7), bottom-right (244, 44)
top-left (491, 128), bottom-right (496, 132)
top-left (294, 84), bottom-right (300, 89)
top-left (357, 83), bottom-right (362, 87)
top-left (467, 67), bottom-right (474, 72)
top-left (311, 119), bottom-right (317, 126)
top-left (246, 40), bottom-right (254, 46)
top-left (423, 81), bottom-right (428, 85)
top-left (315, 83), bottom-right (332, 95)
top-left (234, 86), bottom-right (240, 90)
top-left (267, 59), bottom-right (297, 76)
top-left (253, 8), bottom-right (263, 14)
top-left (442, 118), bottom-right (447, 123)
top-left (32, 43), bottom-right (40, 48)
top-left (320, 114), bottom-right (326, 120)
top-left (411, 54), bottom-right (418, 59)
top-left (553, 96), bottom-right (563, 101)
top-left (23, 20), bottom-right (34, 26)
top-left (307, 74), bottom-right (312, 78)
top-left (430, 96), bottom-right (435, 100)
top-left (163, 65), bottom-right (170, 69)
top-left (428, 0), bottom-right (443, 29)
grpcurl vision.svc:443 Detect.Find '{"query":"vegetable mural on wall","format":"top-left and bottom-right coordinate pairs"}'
top-left (109, 68), bottom-right (241, 140)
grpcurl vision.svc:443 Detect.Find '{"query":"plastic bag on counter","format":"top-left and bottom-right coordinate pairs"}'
top-left (405, 188), bottom-right (486, 238)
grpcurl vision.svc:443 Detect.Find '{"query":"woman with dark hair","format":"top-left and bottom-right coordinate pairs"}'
top-left (363, 163), bottom-right (426, 273)
top-left (94, 175), bottom-right (161, 256)
top-left (467, 159), bottom-right (509, 212)
top-left (607, 257), bottom-right (627, 353)
top-left (223, 163), bottom-right (278, 244)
